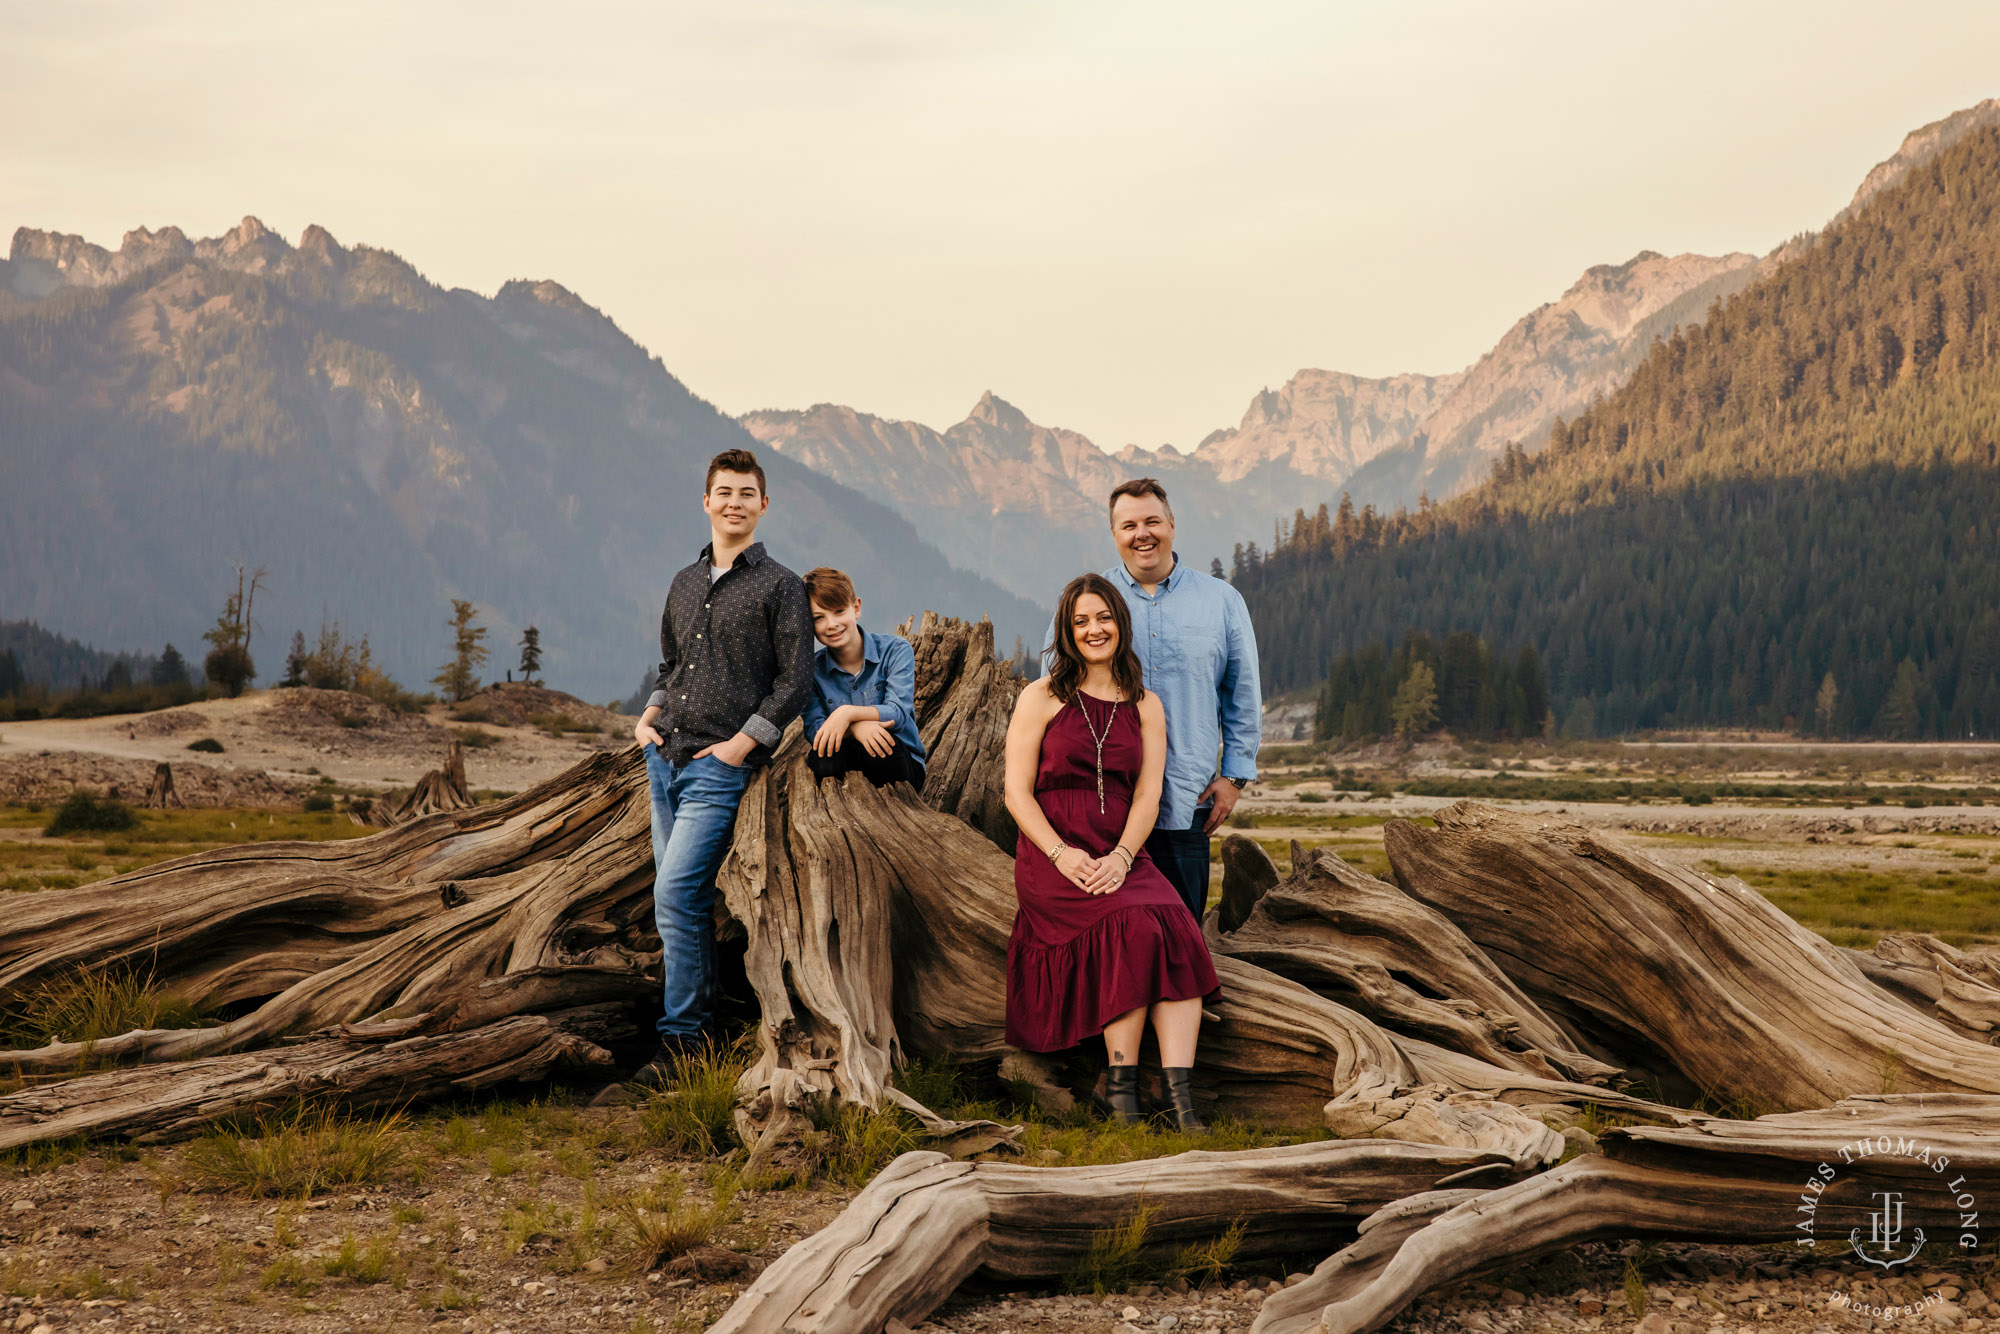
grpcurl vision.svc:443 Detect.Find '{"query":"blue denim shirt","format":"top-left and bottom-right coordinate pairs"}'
top-left (801, 627), bottom-right (927, 767)
top-left (1044, 556), bottom-right (1261, 830)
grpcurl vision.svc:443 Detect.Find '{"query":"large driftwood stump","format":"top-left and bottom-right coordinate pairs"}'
top-left (1386, 802), bottom-right (2000, 1107)
top-left (1208, 838), bottom-right (1619, 1085)
top-left (712, 1136), bottom-right (1559, 1334)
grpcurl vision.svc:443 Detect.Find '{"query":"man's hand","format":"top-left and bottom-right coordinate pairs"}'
top-left (852, 720), bottom-right (896, 758)
top-left (1200, 777), bottom-right (1245, 834)
top-left (695, 731), bottom-right (758, 768)
top-left (812, 705), bottom-right (856, 756)
top-left (634, 708), bottom-right (665, 751)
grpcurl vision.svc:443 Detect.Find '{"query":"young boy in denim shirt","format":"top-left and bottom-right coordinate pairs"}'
top-left (801, 567), bottom-right (926, 791)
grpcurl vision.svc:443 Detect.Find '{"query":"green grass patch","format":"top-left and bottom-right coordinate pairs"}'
top-left (183, 1106), bottom-right (408, 1198)
top-left (1712, 863), bottom-right (2000, 947)
top-left (0, 964), bottom-right (210, 1050)
top-left (635, 1034), bottom-right (752, 1157)
top-left (616, 1172), bottom-right (739, 1268)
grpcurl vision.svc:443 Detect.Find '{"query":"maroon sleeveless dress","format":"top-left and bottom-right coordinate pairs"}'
top-left (1005, 691), bottom-right (1221, 1052)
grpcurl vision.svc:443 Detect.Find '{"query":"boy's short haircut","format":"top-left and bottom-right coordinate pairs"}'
top-left (1108, 476), bottom-right (1172, 520)
top-left (803, 566), bottom-right (857, 612)
top-left (706, 448), bottom-right (767, 495)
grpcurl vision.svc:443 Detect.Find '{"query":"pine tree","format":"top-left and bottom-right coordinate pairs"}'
top-left (1878, 660), bottom-right (1924, 738)
top-left (151, 644), bottom-right (188, 689)
top-left (1391, 661), bottom-right (1438, 741)
top-left (432, 600), bottom-right (490, 703)
top-left (201, 565), bottom-right (266, 698)
top-left (1210, 557), bottom-right (1226, 580)
top-left (281, 631), bottom-right (308, 688)
top-left (518, 626), bottom-right (543, 685)
top-left (0, 648), bottom-right (22, 698)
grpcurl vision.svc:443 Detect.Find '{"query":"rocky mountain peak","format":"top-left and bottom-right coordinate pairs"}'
top-left (298, 224), bottom-right (349, 268)
top-left (965, 390), bottom-right (1031, 434)
top-left (1844, 98), bottom-right (2000, 220)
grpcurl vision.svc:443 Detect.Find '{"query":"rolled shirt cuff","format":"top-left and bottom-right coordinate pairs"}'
top-left (644, 690), bottom-right (669, 713)
top-left (741, 713), bottom-right (783, 750)
top-left (1220, 754), bottom-right (1259, 783)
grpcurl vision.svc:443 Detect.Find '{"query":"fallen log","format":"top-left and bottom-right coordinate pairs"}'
top-left (1385, 803), bottom-right (2000, 1107)
top-left (0, 1008), bottom-right (621, 1151)
top-left (711, 1136), bottom-right (1560, 1334)
top-left (1257, 1093), bottom-right (2000, 1334)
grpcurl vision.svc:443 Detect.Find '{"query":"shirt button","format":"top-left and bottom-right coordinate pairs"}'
top-left (696, 633), bottom-right (702, 639)
top-left (681, 694), bottom-right (688, 700)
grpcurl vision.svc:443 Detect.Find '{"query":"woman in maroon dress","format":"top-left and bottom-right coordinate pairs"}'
top-left (1003, 573), bottom-right (1220, 1130)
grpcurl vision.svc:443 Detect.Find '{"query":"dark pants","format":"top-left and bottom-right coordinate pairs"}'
top-left (807, 737), bottom-right (926, 792)
top-left (1146, 814), bottom-right (1212, 922)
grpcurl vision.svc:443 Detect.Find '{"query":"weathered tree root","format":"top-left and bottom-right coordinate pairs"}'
top-left (1255, 1093), bottom-right (2000, 1334)
top-left (1209, 838), bottom-right (1619, 1085)
top-left (1386, 803), bottom-right (2000, 1106)
top-left (711, 1137), bottom-right (1560, 1334)
top-left (0, 1008), bottom-right (622, 1150)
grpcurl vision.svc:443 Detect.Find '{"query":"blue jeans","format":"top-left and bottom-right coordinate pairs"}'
top-left (644, 745), bottom-right (753, 1039)
top-left (1145, 813), bottom-right (1213, 922)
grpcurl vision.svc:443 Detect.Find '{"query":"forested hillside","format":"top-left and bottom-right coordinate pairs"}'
top-left (1237, 123), bottom-right (2000, 739)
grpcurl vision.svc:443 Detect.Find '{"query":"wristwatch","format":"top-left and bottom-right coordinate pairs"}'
top-left (1226, 776), bottom-right (1250, 790)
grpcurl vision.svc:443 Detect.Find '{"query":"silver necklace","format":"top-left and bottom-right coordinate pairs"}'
top-left (1077, 694), bottom-right (1118, 815)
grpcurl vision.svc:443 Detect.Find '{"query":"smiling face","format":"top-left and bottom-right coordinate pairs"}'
top-left (1068, 591), bottom-right (1121, 666)
top-left (811, 598), bottom-right (862, 652)
top-left (704, 469), bottom-right (769, 540)
top-left (1110, 491), bottom-right (1175, 583)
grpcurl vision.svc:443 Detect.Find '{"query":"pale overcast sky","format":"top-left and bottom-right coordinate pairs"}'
top-left (4, 1), bottom-right (1998, 449)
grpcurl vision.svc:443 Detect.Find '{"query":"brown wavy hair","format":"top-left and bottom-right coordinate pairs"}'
top-left (1043, 573), bottom-right (1147, 705)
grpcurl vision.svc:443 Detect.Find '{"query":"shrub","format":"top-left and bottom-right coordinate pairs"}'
top-left (1682, 791), bottom-right (1713, 806)
top-left (303, 794), bottom-right (334, 812)
top-left (188, 737), bottom-right (225, 754)
top-left (450, 726), bottom-right (499, 750)
top-left (1297, 791), bottom-right (1327, 803)
top-left (42, 790), bottom-right (138, 837)
top-left (1903, 795), bottom-right (1928, 809)
top-left (1065, 1202), bottom-right (1156, 1294)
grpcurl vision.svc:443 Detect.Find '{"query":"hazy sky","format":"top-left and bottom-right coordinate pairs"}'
top-left (5, 1), bottom-right (1998, 449)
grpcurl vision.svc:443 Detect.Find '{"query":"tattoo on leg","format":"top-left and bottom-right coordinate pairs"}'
top-left (1113, 1050), bottom-right (1125, 1064)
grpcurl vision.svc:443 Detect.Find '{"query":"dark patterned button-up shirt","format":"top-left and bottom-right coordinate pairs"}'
top-left (645, 541), bottom-right (813, 766)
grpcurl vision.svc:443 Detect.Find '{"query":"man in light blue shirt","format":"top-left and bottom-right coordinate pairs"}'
top-left (1047, 477), bottom-right (1261, 919)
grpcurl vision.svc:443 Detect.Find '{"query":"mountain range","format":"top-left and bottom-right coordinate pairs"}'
top-left (0, 221), bottom-right (1042, 703)
top-left (743, 100), bottom-right (2000, 607)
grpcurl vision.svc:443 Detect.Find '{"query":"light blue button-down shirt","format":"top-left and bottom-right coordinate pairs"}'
top-left (800, 626), bottom-right (927, 767)
top-left (1045, 557), bottom-right (1261, 830)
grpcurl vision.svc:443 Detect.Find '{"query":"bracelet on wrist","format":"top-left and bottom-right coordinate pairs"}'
top-left (1112, 846), bottom-right (1135, 871)
top-left (1047, 842), bottom-right (1069, 864)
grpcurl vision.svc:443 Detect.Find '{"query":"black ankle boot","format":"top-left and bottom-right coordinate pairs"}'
top-left (1106, 1064), bottom-right (1141, 1125)
top-left (1164, 1067), bottom-right (1207, 1132)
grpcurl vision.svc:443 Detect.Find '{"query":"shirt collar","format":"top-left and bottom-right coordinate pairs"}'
top-left (1113, 553), bottom-right (1182, 596)
top-left (822, 625), bottom-right (881, 673)
top-left (699, 540), bottom-right (766, 569)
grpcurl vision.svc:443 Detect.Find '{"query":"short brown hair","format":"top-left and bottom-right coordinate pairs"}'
top-left (803, 566), bottom-right (856, 612)
top-left (706, 447), bottom-right (767, 495)
top-left (1108, 477), bottom-right (1172, 520)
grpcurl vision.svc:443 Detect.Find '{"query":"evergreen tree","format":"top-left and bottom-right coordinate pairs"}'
top-left (432, 600), bottom-right (490, 703)
top-left (0, 648), bottom-right (23, 697)
top-left (151, 644), bottom-right (188, 688)
top-left (1391, 660), bottom-right (1438, 740)
top-left (1210, 557), bottom-right (1226, 580)
top-left (103, 659), bottom-right (133, 692)
top-left (518, 626), bottom-right (543, 685)
top-left (1878, 659), bottom-right (1924, 738)
top-left (281, 631), bottom-right (308, 688)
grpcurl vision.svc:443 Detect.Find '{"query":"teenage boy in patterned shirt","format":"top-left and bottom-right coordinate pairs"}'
top-left (629, 447), bottom-right (813, 1084)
